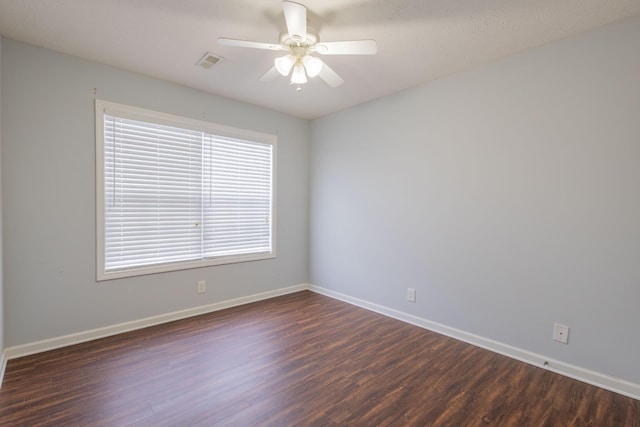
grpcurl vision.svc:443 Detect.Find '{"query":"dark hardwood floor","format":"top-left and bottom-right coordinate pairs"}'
top-left (0, 291), bottom-right (638, 426)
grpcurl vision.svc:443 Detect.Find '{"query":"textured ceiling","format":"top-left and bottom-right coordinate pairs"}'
top-left (1, 0), bottom-right (639, 119)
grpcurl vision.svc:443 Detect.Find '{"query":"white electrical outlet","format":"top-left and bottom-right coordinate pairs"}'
top-left (197, 280), bottom-right (206, 294)
top-left (553, 323), bottom-right (569, 344)
top-left (407, 288), bottom-right (416, 302)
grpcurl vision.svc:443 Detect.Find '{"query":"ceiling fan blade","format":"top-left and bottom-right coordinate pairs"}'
top-left (317, 61), bottom-right (344, 88)
top-left (218, 38), bottom-right (284, 51)
top-left (315, 40), bottom-right (378, 55)
top-left (259, 65), bottom-right (281, 82)
top-left (282, 1), bottom-right (307, 43)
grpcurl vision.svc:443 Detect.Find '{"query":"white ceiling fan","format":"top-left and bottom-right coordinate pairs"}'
top-left (218, 1), bottom-right (377, 89)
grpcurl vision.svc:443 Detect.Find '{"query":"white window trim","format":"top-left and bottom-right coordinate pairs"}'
top-left (95, 99), bottom-right (277, 281)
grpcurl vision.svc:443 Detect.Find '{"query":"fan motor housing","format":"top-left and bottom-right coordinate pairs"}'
top-left (280, 29), bottom-right (318, 48)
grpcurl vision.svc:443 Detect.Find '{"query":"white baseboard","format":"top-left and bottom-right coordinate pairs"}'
top-left (309, 284), bottom-right (640, 401)
top-left (4, 283), bottom-right (310, 360)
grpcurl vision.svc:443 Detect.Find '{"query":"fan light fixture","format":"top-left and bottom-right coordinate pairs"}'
top-left (302, 55), bottom-right (323, 77)
top-left (275, 54), bottom-right (296, 76)
top-left (290, 62), bottom-right (308, 84)
top-left (275, 54), bottom-right (322, 85)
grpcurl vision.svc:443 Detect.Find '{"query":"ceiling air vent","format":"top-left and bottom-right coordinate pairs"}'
top-left (196, 52), bottom-right (223, 69)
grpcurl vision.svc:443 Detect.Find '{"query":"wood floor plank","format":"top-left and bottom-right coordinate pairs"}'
top-left (0, 291), bottom-right (638, 426)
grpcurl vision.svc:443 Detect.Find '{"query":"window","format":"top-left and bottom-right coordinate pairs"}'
top-left (96, 100), bottom-right (276, 280)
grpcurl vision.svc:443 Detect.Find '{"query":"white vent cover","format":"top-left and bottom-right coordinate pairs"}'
top-left (196, 52), bottom-right (223, 69)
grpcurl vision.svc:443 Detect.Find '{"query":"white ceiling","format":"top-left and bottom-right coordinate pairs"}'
top-left (1, 0), bottom-right (639, 119)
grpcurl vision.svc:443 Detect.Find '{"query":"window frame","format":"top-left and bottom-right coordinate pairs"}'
top-left (95, 99), bottom-right (277, 281)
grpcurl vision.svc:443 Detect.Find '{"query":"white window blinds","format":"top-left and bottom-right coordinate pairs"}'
top-left (202, 135), bottom-right (273, 258)
top-left (97, 101), bottom-right (275, 279)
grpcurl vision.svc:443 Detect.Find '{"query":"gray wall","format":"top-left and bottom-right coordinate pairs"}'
top-left (1, 39), bottom-right (309, 347)
top-left (310, 16), bottom-right (640, 384)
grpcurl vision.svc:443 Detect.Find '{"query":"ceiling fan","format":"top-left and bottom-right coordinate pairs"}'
top-left (218, 1), bottom-right (377, 89)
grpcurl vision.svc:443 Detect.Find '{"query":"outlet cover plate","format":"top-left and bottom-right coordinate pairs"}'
top-left (553, 323), bottom-right (569, 344)
top-left (197, 280), bottom-right (206, 294)
top-left (407, 288), bottom-right (416, 302)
